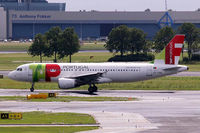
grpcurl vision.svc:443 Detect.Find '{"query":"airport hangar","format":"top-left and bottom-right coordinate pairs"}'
top-left (1, 1), bottom-right (200, 40)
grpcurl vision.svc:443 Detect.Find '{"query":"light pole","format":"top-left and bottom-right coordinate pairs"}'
top-left (33, 19), bottom-right (35, 39)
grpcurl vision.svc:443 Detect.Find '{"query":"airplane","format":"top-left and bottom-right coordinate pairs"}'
top-left (8, 35), bottom-right (188, 93)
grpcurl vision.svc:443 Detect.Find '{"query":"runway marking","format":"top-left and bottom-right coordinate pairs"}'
top-left (79, 112), bottom-right (157, 133)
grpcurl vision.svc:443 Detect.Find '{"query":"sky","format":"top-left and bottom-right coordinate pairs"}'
top-left (48, 0), bottom-right (200, 11)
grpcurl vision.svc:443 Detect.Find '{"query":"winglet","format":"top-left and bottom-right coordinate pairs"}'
top-left (154, 35), bottom-right (185, 65)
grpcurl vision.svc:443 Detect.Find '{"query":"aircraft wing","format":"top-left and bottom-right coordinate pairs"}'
top-left (64, 72), bottom-right (106, 84)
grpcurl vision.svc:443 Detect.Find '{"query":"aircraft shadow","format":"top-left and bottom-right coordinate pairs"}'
top-left (60, 90), bottom-right (98, 95)
top-left (15, 89), bottom-right (174, 95)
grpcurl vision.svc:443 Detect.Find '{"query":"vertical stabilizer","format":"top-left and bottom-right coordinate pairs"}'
top-left (154, 35), bottom-right (185, 65)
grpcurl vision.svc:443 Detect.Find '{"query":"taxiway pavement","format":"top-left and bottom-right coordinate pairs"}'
top-left (0, 89), bottom-right (200, 133)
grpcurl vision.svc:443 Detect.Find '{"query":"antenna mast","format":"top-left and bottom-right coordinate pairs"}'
top-left (165, 0), bottom-right (168, 11)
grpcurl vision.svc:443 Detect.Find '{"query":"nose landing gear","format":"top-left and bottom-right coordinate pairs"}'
top-left (30, 83), bottom-right (35, 92)
top-left (88, 84), bottom-right (98, 94)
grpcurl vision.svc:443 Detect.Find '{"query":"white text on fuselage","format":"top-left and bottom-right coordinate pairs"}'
top-left (169, 42), bottom-right (173, 64)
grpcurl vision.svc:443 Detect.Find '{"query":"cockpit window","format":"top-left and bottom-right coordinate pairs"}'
top-left (17, 68), bottom-right (22, 71)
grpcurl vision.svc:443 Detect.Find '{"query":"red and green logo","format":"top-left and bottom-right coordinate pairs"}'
top-left (154, 35), bottom-right (184, 65)
top-left (29, 64), bottom-right (61, 82)
top-left (45, 64), bottom-right (61, 81)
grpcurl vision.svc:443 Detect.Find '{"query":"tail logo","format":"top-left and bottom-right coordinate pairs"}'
top-left (165, 35), bottom-right (184, 65)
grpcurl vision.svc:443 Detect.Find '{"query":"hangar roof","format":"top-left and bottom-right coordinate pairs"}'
top-left (9, 11), bottom-right (200, 24)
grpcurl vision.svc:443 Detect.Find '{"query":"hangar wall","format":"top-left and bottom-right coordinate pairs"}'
top-left (7, 11), bottom-right (200, 40)
top-left (12, 23), bottom-right (101, 39)
top-left (11, 23), bottom-right (160, 40)
top-left (0, 8), bottom-right (7, 39)
top-left (8, 11), bottom-right (162, 40)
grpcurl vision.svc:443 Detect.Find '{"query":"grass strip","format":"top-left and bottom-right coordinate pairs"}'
top-left (0, 52), bottom-right (199, 71)
top-left (0, 42), bottom-right (106, 51)
top-left (0, 126), bottom-right (98, 133)
top-left (1, 44), bottom-right (200, 71)
top-left (0, 96), bottom-right (136, 102)
top-left (0, 112), bottom-right (96, 125)
top-left (0, 77), bottom-right (200, 90)
top-left (0, 52), bottom-right (113, 70)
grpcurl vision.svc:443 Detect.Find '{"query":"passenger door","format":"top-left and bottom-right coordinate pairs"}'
top-left (28, 68), bottom-right (33, 82)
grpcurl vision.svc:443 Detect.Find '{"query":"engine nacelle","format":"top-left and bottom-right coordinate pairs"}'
top-left (58, 78), bottom-right (79, 89)
top-left (96, 77), bottom-right (112, 84)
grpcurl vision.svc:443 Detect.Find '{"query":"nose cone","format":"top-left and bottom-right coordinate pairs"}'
top-left (8, 71), bottom-right (15, 80)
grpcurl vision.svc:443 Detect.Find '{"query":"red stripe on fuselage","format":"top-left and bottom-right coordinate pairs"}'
top-left (45, 64), bottom-right (61, 82)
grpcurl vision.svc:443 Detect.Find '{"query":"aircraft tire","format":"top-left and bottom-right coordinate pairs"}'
top-left (93, 85), bottom-right (98, 92)
top-left (30, 87), bottom-right (34, 92)
top-left (88, 87), bottom-right (95, 94)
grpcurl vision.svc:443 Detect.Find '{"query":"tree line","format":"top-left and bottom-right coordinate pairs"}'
top-left (105, 23), bottom-right (200, 61)
top-left (105, 25), bottom-right (148, 57)
top-left (29, 23), bottom-right (200, 63)
top-left (28, 27), bottom-right (80, 63)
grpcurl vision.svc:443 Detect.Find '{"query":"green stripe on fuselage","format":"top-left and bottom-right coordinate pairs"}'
top-left (29, 64), bottom-right (46, 82)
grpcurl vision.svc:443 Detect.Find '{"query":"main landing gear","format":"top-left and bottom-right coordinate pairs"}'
top-left (88, 84), bottom-right (98, 94)
top-left (30, 83), bottom-right (35, 92)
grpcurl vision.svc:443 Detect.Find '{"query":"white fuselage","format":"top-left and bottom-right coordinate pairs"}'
top-left (8, 62), bottom-right (188, 84)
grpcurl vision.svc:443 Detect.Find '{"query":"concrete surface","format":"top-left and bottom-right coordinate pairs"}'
top-left (0, 90), bottom-right (200, 132)
top-left (0, 71), bottom-right (10, 76)
top-left (80, 112), bottom-right (157, 133)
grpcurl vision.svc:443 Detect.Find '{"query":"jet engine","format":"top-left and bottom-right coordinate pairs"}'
top-left (58, 78), bottom-right (79, 89)
top-left (96, 77), bottom-right (112, 84)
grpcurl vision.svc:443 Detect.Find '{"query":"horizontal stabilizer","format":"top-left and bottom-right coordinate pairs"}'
top-left (162, 67), bottom-right (181, 71)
